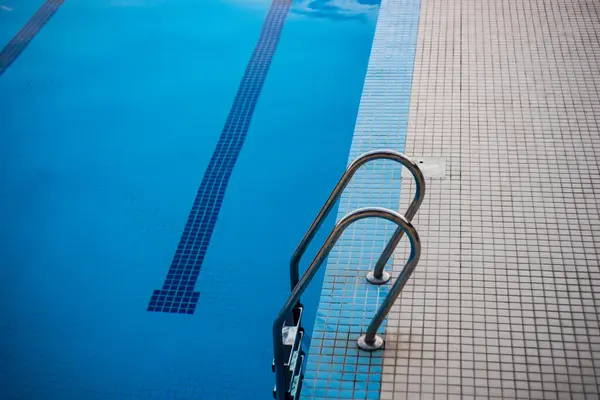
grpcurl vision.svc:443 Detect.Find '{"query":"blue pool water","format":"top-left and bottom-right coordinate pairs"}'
top-left (0, 0), bottom-right (379, 398)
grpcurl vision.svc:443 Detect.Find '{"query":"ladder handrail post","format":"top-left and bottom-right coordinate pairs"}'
top-left (370, 162), bottom-right (425, 281)
top-left (363, 228), bottom-right (421, 344)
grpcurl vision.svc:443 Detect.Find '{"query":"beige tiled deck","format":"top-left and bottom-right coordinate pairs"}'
top-left (384, 0), bottom-right (600, 398)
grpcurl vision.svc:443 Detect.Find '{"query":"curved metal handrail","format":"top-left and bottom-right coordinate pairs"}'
top-left (273, 207), bottom-right (421, 400)
top-left (289, 149), bottom-right (425, 292)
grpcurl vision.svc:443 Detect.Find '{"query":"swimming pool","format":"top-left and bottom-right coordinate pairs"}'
top-left (0, 0), bottom-right (379, 398)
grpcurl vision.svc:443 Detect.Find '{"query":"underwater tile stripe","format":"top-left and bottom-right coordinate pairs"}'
top-left (148, 0), bottom-right (292, 314)
top-left (300, 0), bottom-right (421, 398)
top-left (0, 0), bottom-right (65, 76)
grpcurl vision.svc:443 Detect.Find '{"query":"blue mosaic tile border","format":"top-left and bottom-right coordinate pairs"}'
top-left (300, 0), bottom-right (421, 398)
top-left (148, 0), bottom-right (292, 314)
top-left (0, 0), bottom-right (65, 77)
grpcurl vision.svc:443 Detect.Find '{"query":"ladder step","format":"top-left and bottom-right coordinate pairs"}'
top-left (272, 306), bottom-right (304, 373)
top-left (289, 355), bottom-right (305, 400)
top-left (288, 331), bottom-right (304, 376)
top-left (272, 329), bottom-right (304, 381)
top-left (272, 305), bottom-right (306, 400)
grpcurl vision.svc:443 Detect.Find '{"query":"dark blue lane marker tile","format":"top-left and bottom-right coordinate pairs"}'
top-left (148, 0), bottom-right (293, 314)
top-left (0, 0), bottom-right (65, 77)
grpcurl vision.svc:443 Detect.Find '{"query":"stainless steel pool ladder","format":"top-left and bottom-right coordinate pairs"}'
top-left (272, 150), bottom-right (426, 400)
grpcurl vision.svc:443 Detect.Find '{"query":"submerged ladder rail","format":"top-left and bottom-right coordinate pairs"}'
top-left (273, 207), bottom-right (421, 400)
top-left (289, 149), bottom-right (425, 296)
